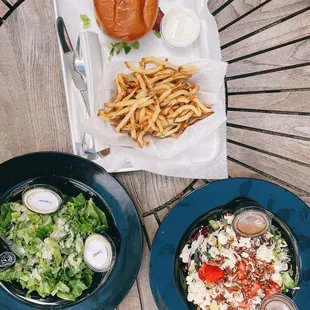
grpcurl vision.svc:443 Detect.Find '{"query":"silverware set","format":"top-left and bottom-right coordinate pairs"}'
top-left (57, 17), bottom-right (98, 155)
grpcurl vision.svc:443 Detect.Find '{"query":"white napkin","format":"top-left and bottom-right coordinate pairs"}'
top-left (54, 0), bottom-right (228, 178)
top-left (79, 31), bottom-right (109, 151)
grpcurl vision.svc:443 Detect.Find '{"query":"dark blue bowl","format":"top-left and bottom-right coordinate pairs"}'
top-left (150, 178), bottom-right (310, 310)
top-left (0, 152), bottom-right (143, 310)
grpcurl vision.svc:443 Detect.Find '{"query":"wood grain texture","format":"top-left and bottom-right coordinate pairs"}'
top-left (228, 111), bottom-right (310, 139)
top-left (0, 28), bottom-right (37, 161)
top-left (227, 37), bottom-right (310, 76)
top-left (157, 208), bottom-right (169, 222)
top-left (228, 142), bottom-right (310, 194)
top-left (228, 160), bottom-right (310, 205)
top-left (0, 0), bottom-right (71, 161)
top-left (114, 171), bottom-right (192, 214)
top-left (220, 0), bottom-right (310, 46)
top-left (228, 92), bottom-right (310, 112)
top-left (0, 1), bottom-right (9, 17)
top-left (208, 0), bottom-right (232, 14)
top-left (144, 215), bottom-right (159, 243)
top-left (136, 236), bottom-right (158, 310)
top-left (222, 9), bottom-right (310, 61)
top-left (228, 126), bottom-right (310, 165)
top-left (117, 282), bottom-right (142, 310)
top-left (227, 66), bottom-right (310, 91)
top-left (136, 216), bottom-right (159, 310)
top-left (193, 179), bottom-right (208, 189)
top-left (215, 0), bottom-right (263, 29)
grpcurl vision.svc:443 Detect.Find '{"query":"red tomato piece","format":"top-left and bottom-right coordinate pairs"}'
top-left (238, 261), bottom-right (247, 280)
top-left (264, 280), bottom-right (281, 296)
top-left (249, 282), bottom-right (261, 297)
top-left (197, 263), bottom-right (224, 283)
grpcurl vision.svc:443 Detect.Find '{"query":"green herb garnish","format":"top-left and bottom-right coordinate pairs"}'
top-left (108, 41), bottom-right (140, 60)
top-left (80, 14), bottom-right (91, 29)
top-left (154, 30), bottom-right (161, 39)
top-left (203, 251), bottom-right (212, 259)
top-left (193, 249), bottom-right (200, 265)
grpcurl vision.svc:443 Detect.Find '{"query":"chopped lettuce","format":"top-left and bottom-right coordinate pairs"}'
top-left (282, 272), bottom-right (296, 289)
top-left (0, 203), bottom-right (13, 233)
top-left (203, 251), bottom-right (211, 260)
top-left (270, 225), bottom-right (282, 241)
top-left (0, 194), bottom-right (108, 301)
top-left (209, 220), bottom-right (219, 229)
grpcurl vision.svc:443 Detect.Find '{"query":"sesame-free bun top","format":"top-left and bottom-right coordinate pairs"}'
top-left (94, 0), bottom-right (159, 42)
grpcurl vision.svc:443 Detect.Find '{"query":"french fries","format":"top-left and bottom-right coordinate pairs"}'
top-left (97, 56), bottom-right (214, 148)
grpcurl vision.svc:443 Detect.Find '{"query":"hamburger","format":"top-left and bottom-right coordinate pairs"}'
top-left (94, 0), bottom-right (159, 42)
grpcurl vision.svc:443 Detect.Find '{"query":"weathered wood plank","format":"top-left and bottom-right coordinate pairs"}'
top-left (157, 208), bottom-right (169, 222)
top-left (228, 92), bottom-right (310, 112)
top-left (115, 172), bottom-right (192, 214)
top-left (222, 9), bottom-right (310, 61)
top-left (228, 111), bottom-right (310, 139)
top-left (117, 282), bottom-right (142, 310)
top-left (144, 215), bottom-right (159, 243)
top-left (0, 0), bottom-right (71, 159)
top-left (220, 0), bottom-right (310, 47)
top-left (0, 2), bottom-right (9, 17)
top-left (228, 160), bottom-right (310, 206)
top-left (227, 65), bottom-right (310, 91)
top-left (215, 0), bottom-right (263, 30)
top-left (208, 0), bottom-right (231, 14)
top-left (136, 216), bottom-right (159, 310)
top-left (228, 126), bottom-right (310, 164)
top-left (0, 27), bottom-right (37, 162)
top-left (227, 37), bottom-right (310, 76)
top-left (136, 236), bottom-right (158, 310)
top-left (193, 179), bottom-right (208, 189)
top-left (228, 142), bottom-right (310, 194)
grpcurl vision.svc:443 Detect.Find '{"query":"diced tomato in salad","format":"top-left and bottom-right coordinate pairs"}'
top-left (237, 261), bottom-right (247, 280)
top-left (264, 280), bottom-right (281, 296)
top-left (239, 300), bottom-right (252, 309)
top-left (198, 263), bottom-right (224, 283)
top-left (249, 282), bottom-right (261, 297)
top-left (241, 279), bottom-right (261, 297)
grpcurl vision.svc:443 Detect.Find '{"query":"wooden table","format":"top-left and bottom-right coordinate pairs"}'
top-left (0, 0), bottom-right (310, 309)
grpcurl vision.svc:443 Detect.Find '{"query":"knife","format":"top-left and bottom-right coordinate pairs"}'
top-left (56, 17), bottom-right (96, 155)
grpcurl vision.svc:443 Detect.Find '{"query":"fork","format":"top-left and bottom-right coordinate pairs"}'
top-left (75, 34), bottom-right (111, 158)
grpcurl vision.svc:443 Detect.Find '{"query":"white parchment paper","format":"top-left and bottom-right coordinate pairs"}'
top-left (54, 0), bottom-right (228, 178)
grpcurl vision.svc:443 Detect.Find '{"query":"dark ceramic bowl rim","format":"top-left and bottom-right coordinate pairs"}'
top-left (0, 152), bottom-right (143, 310)
top-left (149, 178), bottom-right (310, 310)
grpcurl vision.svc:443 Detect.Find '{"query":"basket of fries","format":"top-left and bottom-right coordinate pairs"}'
top-left (82, 56), bottom-right (227, 160)
top-left (98, 57), bottom-right (215, 148)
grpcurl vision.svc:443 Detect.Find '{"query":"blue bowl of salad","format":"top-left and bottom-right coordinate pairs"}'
top-left (175, 197), bottom-right (300, 310)
top-left (0, 152), bottom-right (143, 310)
top-left (150, 179), bottom-right (309, 310)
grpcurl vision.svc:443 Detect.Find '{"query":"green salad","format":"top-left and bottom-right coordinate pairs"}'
top-left (0, 193), bottom-right (108, 301)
